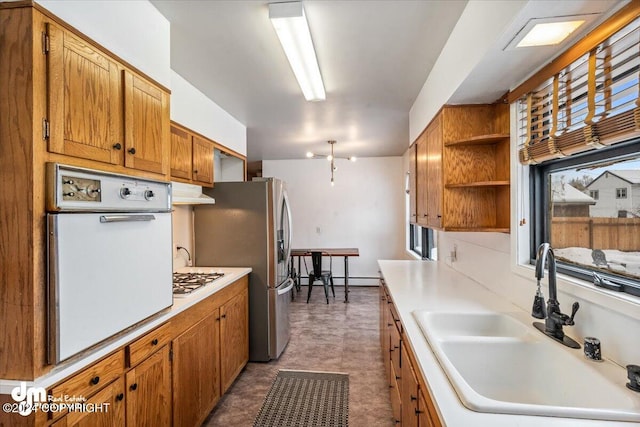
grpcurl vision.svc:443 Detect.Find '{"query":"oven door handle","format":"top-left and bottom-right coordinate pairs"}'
top-left (99, 214), bottom-right (156, 223)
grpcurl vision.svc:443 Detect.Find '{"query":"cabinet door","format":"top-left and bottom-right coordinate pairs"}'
top-left (390, 364), bottom-right (402, 425)
top-left (52, 378), bottom-right (125, 427)
top-left (192, 135), bottom-right (215, 186)
top-left (401, 344), bottom-right (419, 427)
top-left (418, 389), bottom-right (437, 427)
top-left (170, 125), bottom-right (193, 180)
top-left (409, 144), bottom-right (417, 224)
top-left (125, 345), bottom-right (171, 427)
top-left (172, 309), bottom-right (221, 427)
top-left (47, 23), bottom-right (122, 165)
top-left (416, 132), bottom-right (428, 226)
top-left (220, 289), bottom-right (249, 393)
top-left (426, 116), bottom-right (442, 229)
top-left (123, 70), bottom-right (168, 174)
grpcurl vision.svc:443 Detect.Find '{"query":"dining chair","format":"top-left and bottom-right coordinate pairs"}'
top-left (305, 251), bottom-right (335, 304)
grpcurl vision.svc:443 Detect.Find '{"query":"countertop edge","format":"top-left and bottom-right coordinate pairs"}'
top-left (0, 267), bottom-right (252, 394)
top-left (378, 259), bottom-right (639, 427)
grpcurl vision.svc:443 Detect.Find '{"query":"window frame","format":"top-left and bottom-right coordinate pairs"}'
top-left (616, 187), bottom-right (628, 199)
top-left (589, 189), bottom-right (599, 200)
top-left (409, 224), bottom-right (435, 260)
top-left (530, 138), bottom-right (640, 298)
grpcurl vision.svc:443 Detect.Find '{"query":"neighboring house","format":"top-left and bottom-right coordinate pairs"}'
top-left (585, 170), bottom-right (640, 218)
top-left (551, 181), bottom-right (596, 217)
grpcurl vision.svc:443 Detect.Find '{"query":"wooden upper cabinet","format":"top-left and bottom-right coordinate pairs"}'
top-left (416, 132), bottom-right (428, 227)
top-left (45, 21), bottom-right (169, 177)
top-left (123, 71), bottom-right (168, 175)
top-left (408, 144), bottom-right (417, 224)
top-left (192, 135), bottom-right (215, 186)
top-left (170, 122), bottom-right (216, 187)
top-left (426, 115), bottom-right (443, 229)
top-left (170, 125), bottom-right (193, 180)
top-left (47, 23), bottom-right (122, 165)
top-left (414, 104), bottom-right (510, 232)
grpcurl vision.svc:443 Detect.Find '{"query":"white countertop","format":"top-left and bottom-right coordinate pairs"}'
top-left (378, 260), bottom-right (638, 427)
top-left (0, 267), bottom-right (251, 394)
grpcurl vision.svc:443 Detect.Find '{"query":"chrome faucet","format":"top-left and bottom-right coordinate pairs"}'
top-left (532, 243), bottom-right (581, 349)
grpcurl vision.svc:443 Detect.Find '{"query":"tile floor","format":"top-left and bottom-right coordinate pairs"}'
top-left (203, 285), bottom-right (393, 426)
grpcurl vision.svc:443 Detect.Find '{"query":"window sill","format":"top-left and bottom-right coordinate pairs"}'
top-left (512, 263), bottom-right (640, 320)
top-left (405, 250), bottom-right (423, 261)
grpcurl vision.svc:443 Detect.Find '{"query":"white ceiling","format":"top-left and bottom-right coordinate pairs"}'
top-left (151, 0), bottom-right (626, 161)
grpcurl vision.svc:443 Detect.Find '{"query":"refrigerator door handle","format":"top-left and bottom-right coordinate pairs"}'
top-left (277, 278), bottom-right (294, 296)
top-left (283, 190), bottom-right (293, 265)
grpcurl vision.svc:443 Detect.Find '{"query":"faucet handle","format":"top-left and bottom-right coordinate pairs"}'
top-left (567, 301), bottom-right (579, 326)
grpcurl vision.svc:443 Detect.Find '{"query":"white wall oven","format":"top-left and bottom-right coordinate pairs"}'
top-left (46, 164), bottom-right (173, 363)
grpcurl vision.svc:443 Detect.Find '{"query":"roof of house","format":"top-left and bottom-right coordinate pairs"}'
top-left (586, 170), bottom-right (640, 187)
top-left (551, 182), bottom-right (596, 205)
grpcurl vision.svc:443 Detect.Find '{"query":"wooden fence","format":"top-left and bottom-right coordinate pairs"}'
top-left (551, 217), bottom-right (640, 251)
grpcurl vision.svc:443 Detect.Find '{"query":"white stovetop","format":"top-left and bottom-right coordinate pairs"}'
top-left (0, 267), bottom-right (251, 394)
top-left (378, 260), bottom-right (639, 427)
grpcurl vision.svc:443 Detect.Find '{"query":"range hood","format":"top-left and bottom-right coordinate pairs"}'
top-left (171, 182), bottom-right (216, 205)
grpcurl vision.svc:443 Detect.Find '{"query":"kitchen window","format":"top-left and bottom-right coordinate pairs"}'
top-left (410, 224), bottom-right (436, 260)
top-left (530, 139), bottom-right (640, 298)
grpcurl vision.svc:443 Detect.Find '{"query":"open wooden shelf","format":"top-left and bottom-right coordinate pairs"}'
top-left (445, 180), bottom-right (510, 189)
top-left (445, 133), bottom-right (510, 147)
top-left (444, 227), bottom-right (510, 233)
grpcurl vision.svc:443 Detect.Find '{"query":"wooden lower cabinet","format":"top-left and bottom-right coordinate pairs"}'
top-left (125, 345), bottom-right (171, 426)
top-left (51, 378), bottom-right (125, 427)
top-left (220, 288), bottom-right (249, 393)
top-left (380, 283), bottom-right (442, 427)
top-left (401, 342), bottom-right (419, 427)
top-left (172, 310), bottom-right (221, 427)
top-left (390, 364), bottom-right (403, 425)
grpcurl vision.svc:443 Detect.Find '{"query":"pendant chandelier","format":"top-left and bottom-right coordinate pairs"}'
top-left (306, 140), bottom-right (356, 186)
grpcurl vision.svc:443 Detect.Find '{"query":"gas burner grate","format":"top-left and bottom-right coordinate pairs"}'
top-left (172, 272), bottom-right (225, 295)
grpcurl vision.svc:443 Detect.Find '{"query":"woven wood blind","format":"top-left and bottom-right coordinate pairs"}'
top-left (518, 17), bottom-right (640, 164)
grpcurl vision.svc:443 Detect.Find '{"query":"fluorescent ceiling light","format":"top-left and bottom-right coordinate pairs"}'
top-left (505, 15), bottom-right (596, 50)
top-left (269, 1), bottom-right (325, 101)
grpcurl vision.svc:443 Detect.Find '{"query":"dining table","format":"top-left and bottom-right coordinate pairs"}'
top-left (289, 248), bottom-right (360, 303)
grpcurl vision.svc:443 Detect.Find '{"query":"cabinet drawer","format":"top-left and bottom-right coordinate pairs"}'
top-left (126, 322), bottom-right (172, 368)
top-left (50, 350), bottom-right (124, 402)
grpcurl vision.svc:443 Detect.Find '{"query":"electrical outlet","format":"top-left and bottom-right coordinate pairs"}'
top-left (446, 244), bottom-right (457, 266)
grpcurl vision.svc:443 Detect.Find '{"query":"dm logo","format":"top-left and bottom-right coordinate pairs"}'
top-left (11, 382), bottom-right (46, 416)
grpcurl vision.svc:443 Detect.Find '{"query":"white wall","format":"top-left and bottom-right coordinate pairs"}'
top-left (36, 0), bottom-right (171, 87)
top-left (409, 0), bottom-right (526, 142)
top-left (263, 157), bottom-right (405, 284)
top-left (170, 71), bottom-right (247, 156)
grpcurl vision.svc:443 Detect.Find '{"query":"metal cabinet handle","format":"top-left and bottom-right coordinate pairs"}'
top-left (128, 147), bottom-right (136, 155)
top-left (151, 338), bottom-right (159, 346)
top-left (90, 376), bottom-right (100, 385)
top-left (115, 393), bottom-right (124, 402)
top-left (113, 143), bottom-right (122, 150)
top-left (130, 383), bottom-right (138, 391)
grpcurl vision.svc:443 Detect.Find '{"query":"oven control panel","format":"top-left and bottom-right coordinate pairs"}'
top-left (47, 164), bottom-right (171, 212)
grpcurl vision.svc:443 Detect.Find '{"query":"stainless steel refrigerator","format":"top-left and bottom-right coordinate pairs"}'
top-left (193, 179), bottom-right (293, 361)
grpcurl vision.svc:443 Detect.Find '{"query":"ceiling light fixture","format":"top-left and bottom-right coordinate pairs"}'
top-left (306, 140), bottom-right (356, 186)
top-left (269, 1), bottom-right (326, 101)
top-left (505, 15), bottom-right (595, 50)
